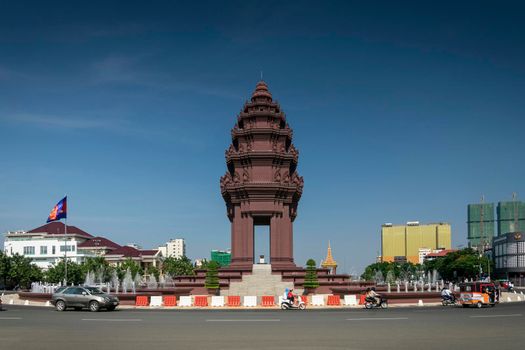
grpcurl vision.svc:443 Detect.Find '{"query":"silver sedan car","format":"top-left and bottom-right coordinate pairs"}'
top-left (51, 286), bottom-right (119, 312)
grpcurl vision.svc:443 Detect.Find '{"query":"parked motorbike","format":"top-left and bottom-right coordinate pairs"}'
top-left (364, 296), bottom-right (388, 309)
top-left (281, 296), bottom-right (306, 310)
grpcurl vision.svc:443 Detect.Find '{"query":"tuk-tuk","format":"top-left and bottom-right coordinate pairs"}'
top-left (459, 282), bottom-right (498, 308)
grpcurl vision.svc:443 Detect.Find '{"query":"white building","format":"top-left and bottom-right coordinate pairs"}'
top-left (3, 222), bottom-right (96, 269)
top-left (418, 248), bottom-right (432, 264)
top-left (158, 238), bottom-right (185, 258)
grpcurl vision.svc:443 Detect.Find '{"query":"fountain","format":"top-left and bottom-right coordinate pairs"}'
top-left (147, 274), bottom-right (158, 289)
top-left (31, 282), bottom-right (62, 294)
top-left (432, 269), bottom-right (438, 285)
top-left (122, 268), bottom-right (133, 293)
top-left (133, 273), bottom-right (142, 294)
top-left (110, 270), bottom-right (119, 293)
top-left (165, 274), bottom-right (174, 287)
top-left (373, 270), bottom-right (384, 285)
top-left (385, 270), bottom-right (395, 285)
top-left (84, 270), bottom-right (95, 286)
top-left (96, 267), bottom-right (105, 285)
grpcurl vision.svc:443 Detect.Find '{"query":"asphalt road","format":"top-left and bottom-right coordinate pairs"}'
top-left (1, 303), bottom-right (525, 350)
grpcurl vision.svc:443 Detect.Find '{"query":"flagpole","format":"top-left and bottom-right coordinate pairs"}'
top-left (64, 217), bottom-right (68, 285)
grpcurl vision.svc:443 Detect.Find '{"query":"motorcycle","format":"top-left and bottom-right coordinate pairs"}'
top-left (441, 295), bottom-right (457, 306)
top-left (364, 295), bottom-right (388, 309)
top-left (281, 296), bottom-right (306, 310)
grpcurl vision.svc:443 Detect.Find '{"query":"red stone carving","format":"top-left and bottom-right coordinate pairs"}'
top-left (220, 81), bottom-right (303, 269)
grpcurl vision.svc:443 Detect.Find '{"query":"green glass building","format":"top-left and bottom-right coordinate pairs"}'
top-left (210, 250), bottom-right (231, 267)
top-left (467, 203), bottom-right (495, 249)
top-left (497, 200), bottom-right (525, 235)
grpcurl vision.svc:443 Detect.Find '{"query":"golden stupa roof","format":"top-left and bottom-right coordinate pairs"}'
top-left (321, 241), bottom-right (338, 268)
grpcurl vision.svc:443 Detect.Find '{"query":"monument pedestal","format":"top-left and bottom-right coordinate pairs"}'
top-left (221, 264), bottom-right (296, 297)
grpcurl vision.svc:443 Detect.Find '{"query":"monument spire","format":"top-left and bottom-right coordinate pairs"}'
top-left (220, 80), bottom-right (303, 270)
top-left (321, 241), bottom-right (338, 274)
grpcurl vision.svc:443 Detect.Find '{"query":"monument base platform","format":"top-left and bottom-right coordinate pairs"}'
top-left (221, 264), bottom-right (296, 297)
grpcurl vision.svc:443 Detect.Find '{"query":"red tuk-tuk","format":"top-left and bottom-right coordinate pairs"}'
top-left (459, 282), bottom-right (498, 308)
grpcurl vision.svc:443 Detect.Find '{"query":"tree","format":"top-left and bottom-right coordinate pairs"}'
top-left (424, 248), bottom-right (493, 282)
top-left (204, 261), bottom-right (220, 290)
top-left (303, 259), bottom-right (319, 289)
top-left (0, 251), bottom-right (12, 288)
top-left (82, 257), bottom-right (113, 283)
top-left (0, 253), bottom-right (43, 289)
top-left (45, 260), bottom-right (83, 285)
top-left (197, 259), bottom-right (210, 270)
top-left (162, 256), bottom-right (195, 276)
top-left (117, 258), bottom-right (143, 280)
top-left (146, 265), bottom-right (160, 280)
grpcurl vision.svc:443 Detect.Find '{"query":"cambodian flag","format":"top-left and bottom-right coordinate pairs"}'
top-left (47, 196), bottom-right (67, 222)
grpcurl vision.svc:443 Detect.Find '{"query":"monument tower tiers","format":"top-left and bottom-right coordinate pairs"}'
top-left (220, 81), bottom-right (304, 270)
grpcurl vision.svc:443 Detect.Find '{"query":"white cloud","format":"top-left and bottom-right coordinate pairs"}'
top-left (2, 113), bottom-right (115, 130)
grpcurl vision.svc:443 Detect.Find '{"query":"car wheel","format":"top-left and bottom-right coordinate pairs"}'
top-left (89, 301), bottom-right (100, 312)
top-left (55, 300), bottom-right (66, 312)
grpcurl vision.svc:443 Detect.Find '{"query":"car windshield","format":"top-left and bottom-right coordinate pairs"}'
top-left (54, 286), bottom-right (67, 294)
top-left (84, 287), bottom-right (104, 295)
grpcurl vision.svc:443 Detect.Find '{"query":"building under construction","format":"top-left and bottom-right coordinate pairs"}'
top-left (497, 200), bottom-right (525, 235)
top-left (467, 203), bottom-right (495, 249)
top-left (467, 195), bottom-right (525, 250)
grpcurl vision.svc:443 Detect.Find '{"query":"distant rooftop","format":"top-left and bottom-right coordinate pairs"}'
top-left (25, 222), bottom-right (93, 238)
top-left (382, 222), bottom-right (450, 227)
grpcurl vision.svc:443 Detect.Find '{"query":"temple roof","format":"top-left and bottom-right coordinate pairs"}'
top-left (251, 80), bottom-right (272, 101)
top-left (321, 241), bottom-right (338, 268)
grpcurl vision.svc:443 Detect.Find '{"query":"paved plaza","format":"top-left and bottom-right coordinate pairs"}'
top-left (1, 303), bottom-right (524, 350)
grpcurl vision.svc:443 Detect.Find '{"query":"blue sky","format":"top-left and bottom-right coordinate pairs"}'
top-left (1, 1), bottom-right (524, 274)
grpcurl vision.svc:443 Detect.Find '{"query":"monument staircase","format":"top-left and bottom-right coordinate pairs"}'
top-left (221, 264), bottom-right (299, 297)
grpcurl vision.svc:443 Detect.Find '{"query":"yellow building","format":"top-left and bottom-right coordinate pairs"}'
top-left (381, 222), bottom-right (451, 264)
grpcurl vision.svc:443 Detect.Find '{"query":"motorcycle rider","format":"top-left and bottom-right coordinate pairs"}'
top-left (366, 287), bottom-right (381, 305)
top-left (287, 289), bottom-right (296, 306)
top-left (441, 286), bottom-right (455, 303)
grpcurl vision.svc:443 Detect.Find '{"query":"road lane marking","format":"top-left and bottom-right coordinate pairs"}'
top-left (0, 317), bottom-right (22, 320)
top-left (206, 319), bottom-right (280, 322)
top-left (346, 317), bottom-right (409, 321)
top-left (470, 314), bottom-right (522, 318)
top-left (82, 318), bottom-right (142, 322)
